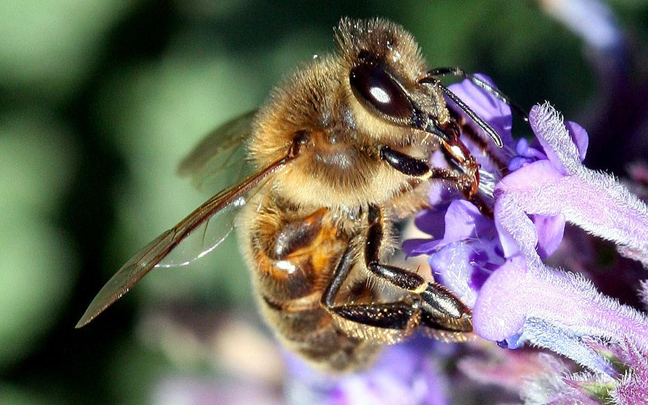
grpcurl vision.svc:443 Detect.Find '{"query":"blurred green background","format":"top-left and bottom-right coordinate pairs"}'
top-left (2, 0), bottom-right (647, 404)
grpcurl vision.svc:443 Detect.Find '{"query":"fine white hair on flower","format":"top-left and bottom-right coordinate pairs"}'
top-left (531, 102), bottom-right (582, 175)
top-left (405, 70), bottom-right (648, 404)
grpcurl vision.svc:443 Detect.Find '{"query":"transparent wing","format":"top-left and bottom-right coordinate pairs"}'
top-left (76, 153), bottom-right (291, 328)
top-left (155, 195), bottom-right (245, 268)
top-left (157, 112), bottom-right (256, 269)
top-left (178, 111), bottom-right (256, 190)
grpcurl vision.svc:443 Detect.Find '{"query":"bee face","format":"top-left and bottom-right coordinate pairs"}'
top-left (338, 18), bottom-right (450, 139)
top-left (76, 17), bottom-right (513, 373)
top-left (249, 19), bottom-right (450, 209)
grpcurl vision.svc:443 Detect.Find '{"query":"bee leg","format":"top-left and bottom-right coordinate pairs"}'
top-left (321, 244), bottom-right (429, 334)
top-left (380, 146), bottom-right (431, 177)
top-left (320, 206), bottom-right (472, 334)
top-left (364, 204), bottom-right (472, 331)
top-left (380, 145), bottom-right (491, 216)
top-left (321, 243), bottom-right (356, 309)
top-left (380, 146), bottom-right (457, 180)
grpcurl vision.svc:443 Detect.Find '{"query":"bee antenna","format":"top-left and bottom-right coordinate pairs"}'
top-left (419, 76), bottom-right (503, 148)
top-left (421, 68), bottom-right (531, 148)
top-left (427, 68), bottom-right (528, 120)
top-left (469, 78), bottom-right (528, 124)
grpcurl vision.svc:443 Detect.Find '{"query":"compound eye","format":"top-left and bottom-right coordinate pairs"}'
top-left (350, 60), bottom-right (413, 120)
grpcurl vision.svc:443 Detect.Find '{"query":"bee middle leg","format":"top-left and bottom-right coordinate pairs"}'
top-left (321, 205), bottom-right (472, 337)
top-left (321, 243), bottom-right (424, 336)
top-left (364, 205), bottom-right (472, 332)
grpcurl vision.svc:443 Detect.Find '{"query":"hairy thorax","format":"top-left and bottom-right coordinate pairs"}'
top-left (247, 56), bottom-right (437, 210)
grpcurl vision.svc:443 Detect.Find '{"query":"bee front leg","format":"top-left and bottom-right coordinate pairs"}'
top-left (380, 145), bottom-right (476, 191)
top-left (380, 146), bottom-right (458, 180)
top-left (380, 145), bottom-right (492, 216)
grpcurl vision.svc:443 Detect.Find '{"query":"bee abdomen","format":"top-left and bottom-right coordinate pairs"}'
top-left (261, 294), bottom-right (380, 372)
top-left (250, 205), bottom-right (347, 301)
top-left (271, 208), bottom-right (327, 260)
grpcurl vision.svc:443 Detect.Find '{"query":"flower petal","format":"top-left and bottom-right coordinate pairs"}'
top-left (442, 200), bottom-right (494, 244)
top-left (529, 103), bottom-right (583, 175)
top-left (474, 254), bottom-right (648, 365)
top-left (532, 213), bottom-right (566, 259)
top-left (472, 257), bottom-right (527, 341)
top-left (565, 120), bottom-right (589, 161)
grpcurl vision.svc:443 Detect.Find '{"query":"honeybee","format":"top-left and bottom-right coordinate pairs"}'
top-left (77, 18), bottom-right (509, 372)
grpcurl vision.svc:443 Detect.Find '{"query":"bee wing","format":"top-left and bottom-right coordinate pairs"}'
top-left (159, 112), bottom-right (259, 268)
top-left (76, 152), bottom-right (291, 328)
top-left (177, 111), bottom-right (256, 190)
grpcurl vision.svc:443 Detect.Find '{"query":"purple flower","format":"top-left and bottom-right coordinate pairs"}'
top-left (520, 338), bottom-right (648, 404)
top-left (404, 199), bottom-right (503, 307)
top-left (405, 74), bottom-right (648, 403)
top-left (611, 339), bottom-right (648, 404)
top-left (284, 341), bottom-right (451, 405)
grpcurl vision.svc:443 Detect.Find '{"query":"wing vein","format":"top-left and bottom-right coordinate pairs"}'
top-left (75, 154), bottom-right (292, 328)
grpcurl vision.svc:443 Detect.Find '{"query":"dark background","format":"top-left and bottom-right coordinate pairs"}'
top-left (2, 0), bottom-right (647, 403)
